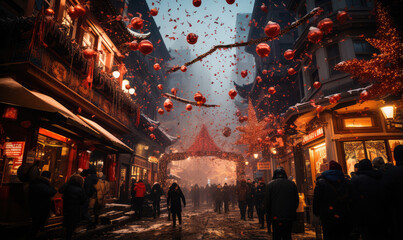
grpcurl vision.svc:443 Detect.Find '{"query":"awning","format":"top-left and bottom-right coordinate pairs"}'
top-left (78, 115), bottom-right (134, 153)
top-left (0, 77), bottom-right (100, 137)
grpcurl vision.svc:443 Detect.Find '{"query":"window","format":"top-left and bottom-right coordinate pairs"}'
top-left (315, 0), bottom-right (332, 13)
top-left (82, 31), bottom-right (96, 49)
top-left (99, 43), bottom-right (108, 71)
top-left (343, 117), bottom-right (373, 128)
top-left (353, 40), bottom-right (378, 60)
top-left (346, 0), bottom-right (369, 7)
top-left (326, 43), bottom-right (341, 76)
top-left (61, 5), bottom-right (76, 37)
top-left (309, 55), bottom-right (319, 86)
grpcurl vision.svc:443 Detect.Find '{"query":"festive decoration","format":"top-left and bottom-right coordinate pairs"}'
top-left (150, 133), bottom-right (156, 140)
top-left (162, 93), bottom-right (220, 108)
top-left (45, 8), bottom-right (55, 16)
top-left (284, 49), bottom-right (295, 60)
top-left (226, 0), bottom-right (235, 4)
top-left (186, 33), bottom-right (198, 45)
top-left (2, 107), bottom-right (18, 120)
top-left (268, 87), bottom-right (276, 95)
top-left (153, 63), bottom-right (161, 70)
top-left (158, 108), bottom-right (164, 115)
top-left (308, 27), bottom-right (323, 44)
top-left (167, 8), bottom-right (322, 73)
top-left (129, 41), bottom-right (139, 51)
top-left (313, 81), bottom-right (321, 89)
top-left (241, 70), bottom-right (248, 78)
top-left (256, 76), bottom-right (262, 83)
top-left (125, 84), bottom-right (131, 90)
top-left (186, 104), bottom-right (193, 111)
top-left (157, 84), bottom-right (163, 90)
top-left (334, 5), bottom-right (402, 98)
top-left (83, 49), bottom-right (97, 59)
top-left (150, 8), bottom-right (158, 16)
top-left (236, 99), bottom-right (270, 154)
top-left (194, 92), bottom-right (203, 102)
top-left (148, 126), bottom-right (155, 132)
top-left (337, 11), bottom-right (349, 24)
top-left (329, 94), bottom-right (341, 104)
top-left (193, 0), bottom-right (202, 7)
top-left (317, 18), bottom-right (333, 35)
top-left (180, 65), bottom-right (187, 72)
top-left (74, 5), bottom-right (86, 18)
top-left (264, 21), bottom-right (280, 38)
top-left (229, 89), bottom-right (238, 99)
top-left (256, 43), bottom-right (271, 58)
top-left (222, 127), bottom-right (231, 137)
top-left (138, 40), bottom-right (153, 55)
top-left (164, 99), bottom-right (173, 112)
top-left (288, 68), bottom-right (296, 75)
top-left (261, 3), bottom-right (268, 13)
top-left (67, 6), bottom-right (77, 19)
top-left (131, 17), bottom-right (144, 30)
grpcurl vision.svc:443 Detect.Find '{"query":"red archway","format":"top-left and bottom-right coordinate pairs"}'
top-left (159, 125), bottom-right (245, 187)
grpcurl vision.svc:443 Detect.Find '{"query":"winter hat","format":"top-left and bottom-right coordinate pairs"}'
top-left (273, 168), bottom-right (287, 179)
top-left (329, 161), bottom-right (342, 171)
top-left (394, 145), bottom-right (403, 165)
top-left (359, 159), bottom-right (373, 171)
top-left (372, 157), bottom-right (385, 169)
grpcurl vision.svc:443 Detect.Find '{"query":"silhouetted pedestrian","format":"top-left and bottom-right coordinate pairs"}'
top-left (167, 183), bottom-right (186, 227)
top-left (255, 179), bottom-right (266, 229)
top-left (151, 182), bottom-right (163, 218)
top-left (246, 179), bottom-right (255, 219)
top-left (236, 179), bottom-right (248, 220)
top-left (222, 183), bottom-right (230, 213)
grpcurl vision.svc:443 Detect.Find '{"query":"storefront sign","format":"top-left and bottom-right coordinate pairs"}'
top-left (302, 128), bottom-right (324, 145)
top-left (2, 107), bottom-right (18, 120)
top-left (148, 156), bottom-right (158, 163)
top-left (257, 162), bottom-right (271, 170)
top-left (5, 142), bottom-right (25, 170)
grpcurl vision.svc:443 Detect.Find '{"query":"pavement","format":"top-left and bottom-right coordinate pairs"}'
top-left (87, 204), bottom-right (316, 240)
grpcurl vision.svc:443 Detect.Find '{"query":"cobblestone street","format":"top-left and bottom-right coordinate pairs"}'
top-left (90, 205), bottom-right (316, 240)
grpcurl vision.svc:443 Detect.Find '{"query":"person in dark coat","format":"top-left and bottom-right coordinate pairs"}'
top-left (130, 178), bottom-right (136, 211)
top-left (372, 156), bottom-right (393, 172)
top-left (236, 179), bottom-right (248, 220)
top-left (313, 161), bottom-right (352, 240)
top-left (214, 184), bottom-right (223, 213)
top-left (59, 175), bottom-right (86, 240)
top-left (167, 182), bottom-right (186, 227)
top-left (28, 171), bottom-right (57, 239)
top-left (255, 179), bottom-right (266, 229)
top-left (222, 183), bottom-right (230, 213)
top-left (83, 166), bottom-right (98, 228)
top-left (351, 159), bottom-right (386, 240)
top-left (246, 179), bottom-right (255, 219)
top-left (265, 168), bottom-right (299, 240)
top-left (382, 145), bottom-right (403, 240)
top-left (151, 182), bottom-right (163, 218)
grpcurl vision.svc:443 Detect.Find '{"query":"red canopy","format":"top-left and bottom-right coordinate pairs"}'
top-left (187, 124), bottom-right (222, 153)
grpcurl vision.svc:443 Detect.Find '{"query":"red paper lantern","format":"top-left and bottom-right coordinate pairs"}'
top-left (74, 5), bottom-right (86, 18)
top-left (83, 48), bottom-right (97, 59)
top-left (200, 96), bottom-right (207, 105)
top-left (317, 18), bottom-right (333, 35)
top-left (288, 68), bottom-right (296, 75)
top-left (262, 69), bottom-right (268, 75)
top-left (164, 99), bottom-right (173, 112)
top-left (268, 87), bottom-right (276, 95)
top-left (235, 110), bottom-right (241, 117)
top-left (157, 84), bottom-right (163, 90)
top-left (241, 70), bottom-right (248, 78)
top-left (333, 93), bottom-right (341, 101)
top-left (186, 104), bottom-right (193, 111)
top-left (67, 6), bottom-right (78, 20)
top-left (222, 127), bottom-right (231, 137)
top-left (316, 105), bottom-right (324, 113)
top-left (226, 0), bottom-right (235, 5)
top-left (228, 89), bottom-right (237, 99)
top-left (257, 137), bottom-right (263, 143)
top-left (108, 161), bottom-right (116, 182)
top-left (138, 40), bottom-right (153, 55)
top-left (329, 96), bottom-right (337, 104)
top-left (261, 3), bottom-right (268, 13)
top-left (243, 116), bottom-right (248, 122)
top-left (131, 17), bottom-right (144, 30)
top-left (125, 84), bottom-right (131, 90)
top-left (277, 129), bottom-right (284, 135)
top-left (129, 41), bottom-right (139, 51)
top-left (194, 92), bottom-right (203, 102)
top-left (186, 33), bottom-right (198, 45)
top-left (158, 108), bottom-right (164, 115)
top-left (45, 8), bottom-right (55, 16)
top-left (150, 8), bottom-right (158, 16)
top-left (264, 21), bottom-right (280, 38)
top-left (256, 43), bottom-right (271, 58)
top-left (284, 49), bottom-right (295, 60)
top-left (153, 63), bottom-right (161, 70)
top-left (193, 0), bottom-right (202, 7)
top-left (313, 81), bottom-right (321, 89)
top-left (180, 65), bottom-right (187, 72)
top-left (337, 11), bottom-right (349, 24)
top-left (2, 107), bottom-right (18, 120)
top-left (171, 88), bottom-right (177, 96)
top-left (150, 133), bottom-right (156, 140)
top-left (360, 90), bottom-right (369, 101)
top-left (239, 116), bottom-right (245, 123)
top-left (307, 27), bottom-right (323, 44)
top-left (256, 76), bottom-right (262, 83)
top-left (148, 126), bottom-right (155, 132)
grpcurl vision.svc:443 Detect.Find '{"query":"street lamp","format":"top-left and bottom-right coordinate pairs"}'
top-left (245, 161), bottom-right (249, 166)
top-left (380, 105), bottom-right (395, 120)
top-left (253, 153), bottom-right (259, 159)
top-left (129, 88), bottom-right (135, 95)
top-left (112, 70), bottom-right (121, 79)
top-left (271, 148), bottom-right (277, 155)
top-left (122, 79), bottom-right (129, 92)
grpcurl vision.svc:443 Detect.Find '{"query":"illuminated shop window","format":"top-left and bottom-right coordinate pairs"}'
top-left (343, 117), bottom-right (373, 128)
top-left (82, 31), bottom-right (95, 49)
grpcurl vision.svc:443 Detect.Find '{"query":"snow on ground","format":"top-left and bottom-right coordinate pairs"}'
top-left (112, 222), bottom-right (171, 234)
top-left (105, 203), bottom-right (131, 208)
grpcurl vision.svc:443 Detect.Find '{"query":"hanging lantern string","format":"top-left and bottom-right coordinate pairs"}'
top-left (162, 93), bottom-right (220, 108)
top-left (166, 7), bottom-right (322, 74)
